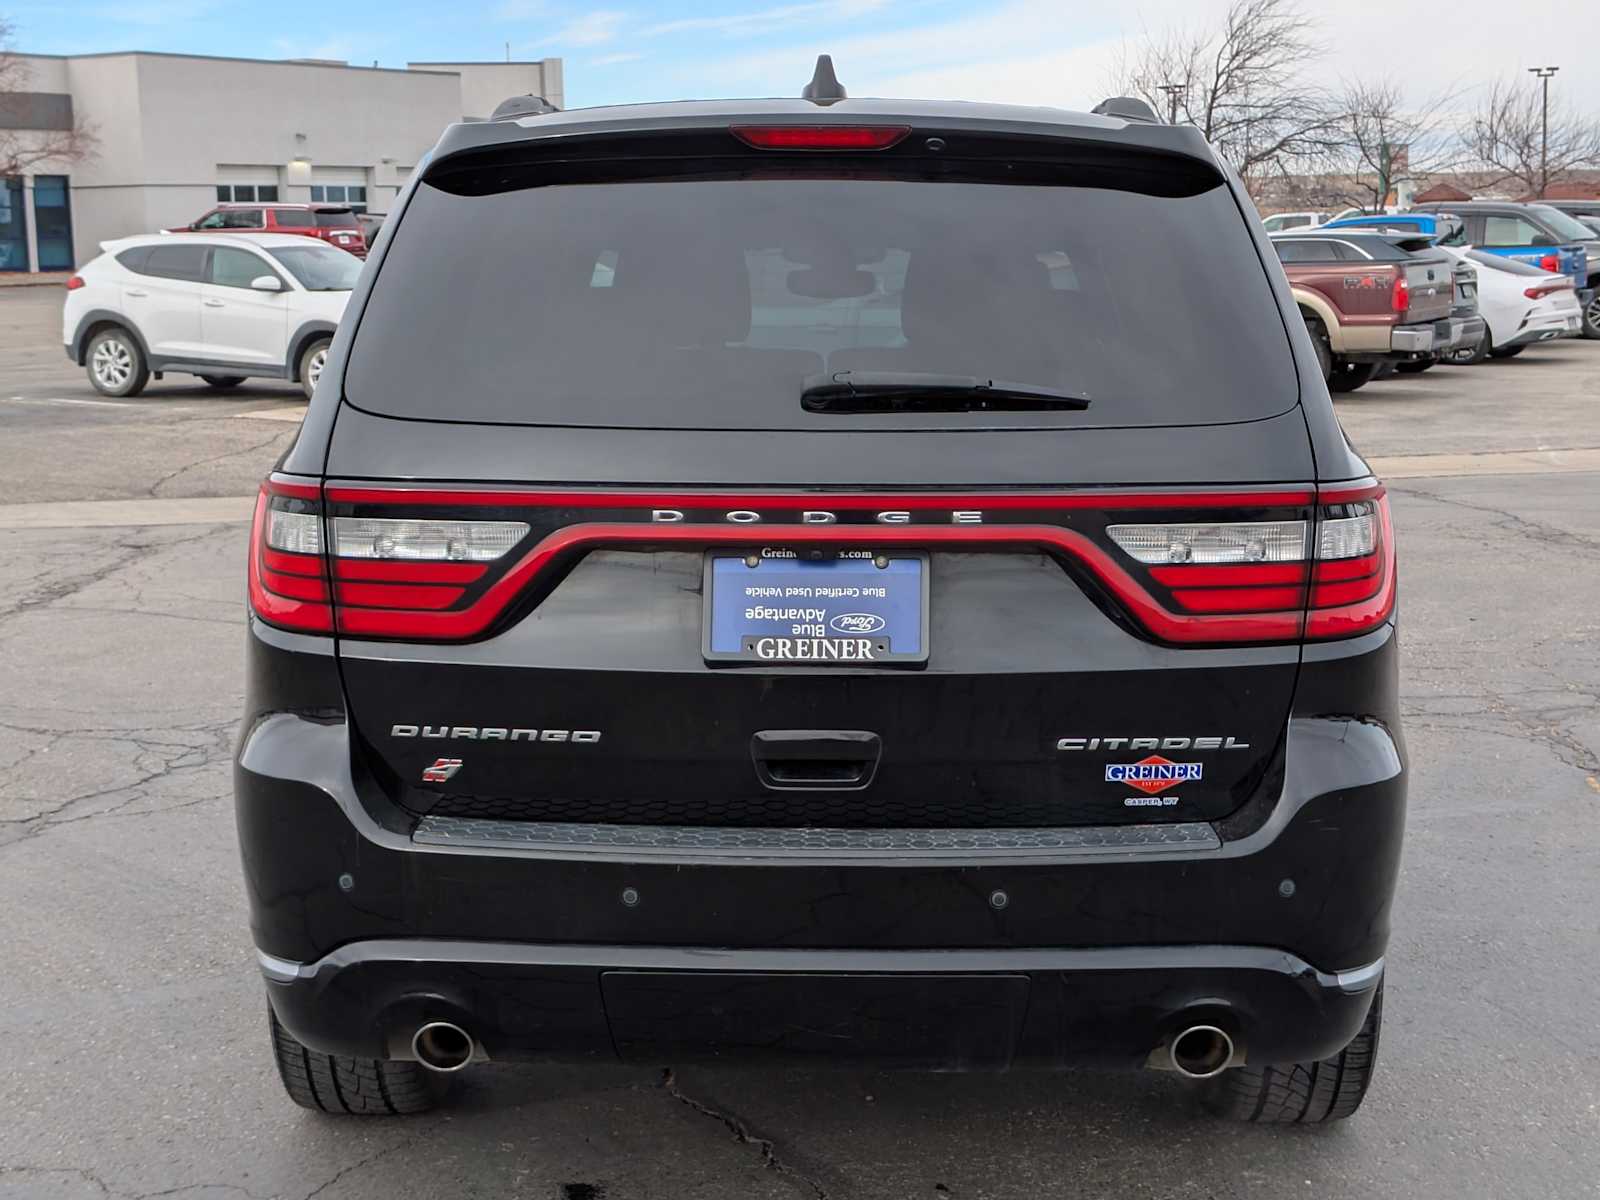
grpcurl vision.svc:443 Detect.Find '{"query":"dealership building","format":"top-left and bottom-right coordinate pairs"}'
top-left (0, 51), bottom-right (563, 273)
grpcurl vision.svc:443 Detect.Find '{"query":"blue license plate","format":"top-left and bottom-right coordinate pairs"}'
top-left (703, 550), bottom-right (928, 665)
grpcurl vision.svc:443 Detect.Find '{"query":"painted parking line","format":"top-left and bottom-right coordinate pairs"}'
top-left (0, 496), bottom-right (255, 530)
top-left (1372, 447), bottom-right (1600, 480)
top-left (4, 395), bottom-right (138, 409)
top-left (234, 405), bottom-right (308, 423)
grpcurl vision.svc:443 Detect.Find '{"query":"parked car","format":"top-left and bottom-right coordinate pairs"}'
top-left (1409, 200), bottom-right (1598, 338)
top-left (1436, 247), bottom-right (1583, 363)
top-left (168, 202), bottom-right (369, 259)
top-left (1270, 229), bottom-right (1477, 391)
top-left (1261, 210), bottom-right (1328, 232)
top-left (1322, 211), bottom-right (1468, 246)
top-left (63, 233), bottom-right (360, 399)
top-left (240, 75), bottom-right (1403, 1124)
top-left (356, 211), bottom-right (387, 248)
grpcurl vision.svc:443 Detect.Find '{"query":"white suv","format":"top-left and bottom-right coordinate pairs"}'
top-left (63, 233), bottom-right (361, 399)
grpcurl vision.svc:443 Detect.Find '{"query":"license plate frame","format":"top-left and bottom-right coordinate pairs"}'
top-left (702, 548), bottom-right (930, 667)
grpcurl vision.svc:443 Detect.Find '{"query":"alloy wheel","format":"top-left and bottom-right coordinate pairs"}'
top-left (92, 339), bottom-right (132, 389)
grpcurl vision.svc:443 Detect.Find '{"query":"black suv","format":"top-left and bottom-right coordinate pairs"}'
top-left (237, 64), bottom-right (1405, 1124)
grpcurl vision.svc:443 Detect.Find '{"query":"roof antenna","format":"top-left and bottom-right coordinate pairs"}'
top-left (802, 54), bottom-right (847, 104)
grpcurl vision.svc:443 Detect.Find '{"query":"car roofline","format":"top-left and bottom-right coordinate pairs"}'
top-left (424, 95), bottom-right (1222, 170)
top-left (98, 232), bottom-right (353, 253)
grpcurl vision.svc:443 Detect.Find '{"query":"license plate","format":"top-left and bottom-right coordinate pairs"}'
top-left (703, 549), bottom-right (928, 665)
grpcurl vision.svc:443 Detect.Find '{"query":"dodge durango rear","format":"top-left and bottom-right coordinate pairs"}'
top-left (236, 63), bottom-right (1405, 1124)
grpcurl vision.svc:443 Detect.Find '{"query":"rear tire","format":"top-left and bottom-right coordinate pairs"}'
top-left (1393, 358), bottom-right (1435, 375)
top-left (1327, 362), bottom-right (1377, 393)
top-left (268, 1004), bottom-right (444, 1115)
top-left (298, 337), bottom-right (331, 400)
top-left (1487, 343), bottom-right (1526, 359)
top-left (1582, 289), bottom-right (1600, 339)
top-left (200, 374), bottom-right (246, 389)
top-left (1303, 315), bottom-right (1333, 382)
top-left (86, 328), bottom-right (150, 397)
top-left (1202, 983), bottom-right (1383, 1124)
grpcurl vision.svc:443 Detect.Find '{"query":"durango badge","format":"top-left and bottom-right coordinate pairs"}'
top-left (1105, 755), bottom-right (1202, 795)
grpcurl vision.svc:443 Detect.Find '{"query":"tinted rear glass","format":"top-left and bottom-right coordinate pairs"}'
top-left (142, 244), bottom-right (207, 281)
top-left (273, 209), bottom-right (316, 228)
top-left (346, 172), bottom-right (1297, 429)
top-left (313, 209), bottom-right (358, 228)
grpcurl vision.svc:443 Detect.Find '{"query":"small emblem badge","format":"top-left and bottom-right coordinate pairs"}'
top-left (422, 758), bottom-right (463, 783)
top-left (1105, 756), bottom-right (1202, 795)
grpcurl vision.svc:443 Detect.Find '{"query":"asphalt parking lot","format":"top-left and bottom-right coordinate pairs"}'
top-left (3, 282), bottom-right (1599, 1199)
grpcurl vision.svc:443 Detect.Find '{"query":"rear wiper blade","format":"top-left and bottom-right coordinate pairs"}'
top-left (801, 371), bottom-right (1091, 414)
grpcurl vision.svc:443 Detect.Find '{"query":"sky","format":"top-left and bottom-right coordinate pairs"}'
top-left (5, 0), bottom-right (1597, 117)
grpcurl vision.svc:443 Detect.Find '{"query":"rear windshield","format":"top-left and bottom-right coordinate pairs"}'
top-left (313, 209), bottom-right (358, 227)
top-left (346, 171), bottom-right (1297, 429)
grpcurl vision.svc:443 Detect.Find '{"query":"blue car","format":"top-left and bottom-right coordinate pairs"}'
top-left (1324, 210), bottom-right (1587, 291)
top-left (1405, 202), bottom-right (1597, 336)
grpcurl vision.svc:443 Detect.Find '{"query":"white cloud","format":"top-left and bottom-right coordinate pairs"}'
top-left (660, 0), bottom-right (1599, 118)
top-left (643, 0), bottom-right (890, 39)
top-left (492, 0), bottom-right (546, 19)
top-left (551, 9), bottom-right (627, 46)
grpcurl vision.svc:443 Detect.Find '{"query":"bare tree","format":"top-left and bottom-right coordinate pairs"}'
top-left (1332, 77), bottom-right (1464, 211)
top-left (1463, 76), bottom-right (1600, 197)
top-left (1108, 0), bottom-right (1341, 191)
top-left (1, 17), bottom-right (97, 176)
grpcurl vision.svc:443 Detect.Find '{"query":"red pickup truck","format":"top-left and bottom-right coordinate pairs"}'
top-left (1269, 230), bottom-right (1479, 392)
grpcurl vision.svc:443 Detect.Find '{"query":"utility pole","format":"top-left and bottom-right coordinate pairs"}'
top-left (1159, 83), bottom-right (1184, 124)
top-left (1528, 66), bottom-right (1558, 197)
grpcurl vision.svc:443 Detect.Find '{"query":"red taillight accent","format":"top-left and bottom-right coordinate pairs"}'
top-left (247, 480), bottom-right (332, 633)
top-left (65, 275), bottom-right (85, 291)
top-left (314, 484), bottom-right (1390, 647)
top-left (1391, 273), bottom-right (1409, 315)
top-left (730, 124), bottom-right (910, 150)
top-left (1524, 281), bottom-right (1571, 299)
top-left (1539, 253), bottom-right (1559, 273)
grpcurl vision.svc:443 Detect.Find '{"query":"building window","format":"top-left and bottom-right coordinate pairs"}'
top-left (33, 175), bottom-right (74, 270)
top-left (0, 177), bottom-right (27, 271)
top-left (309, 184), bottom-right (367, 213)
top-left (217, 183), bottom-right (279, 203)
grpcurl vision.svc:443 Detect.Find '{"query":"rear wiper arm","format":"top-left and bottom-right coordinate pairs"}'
top-left (801, 371), bottom-right (1091, 414)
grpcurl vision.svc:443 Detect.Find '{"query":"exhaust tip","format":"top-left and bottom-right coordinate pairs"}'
top-left (412, 1021), bottom-right (474, 1072)
top-left (1169, 1024), bottom-right (1234, 1079)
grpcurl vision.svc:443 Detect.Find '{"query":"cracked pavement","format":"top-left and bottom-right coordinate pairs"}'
top-left (3, 286), bottom-right (1599, 1197)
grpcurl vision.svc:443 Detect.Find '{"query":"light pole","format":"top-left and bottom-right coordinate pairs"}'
top-left (1528, 66), bottom-right (1558, 197)
top-left (1159, 84), bottom-right (1183, 124)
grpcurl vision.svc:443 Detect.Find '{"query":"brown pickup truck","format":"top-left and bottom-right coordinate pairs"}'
top-left (1269, 231), bottom-right (1481, 392)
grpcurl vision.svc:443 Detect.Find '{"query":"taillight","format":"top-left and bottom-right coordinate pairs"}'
top-left (65, 275), bottom-right (86, 291)
top-left (1107, 485), bottom-right (1395, 640)
top-left (1391, 273), bottom-right (1410, 315)
top-left (1524, 280), bottom-right (1572, 299)
top-left (248, 478), bottom-right (332, 633)
top-left (1307, 487), bottom-right (1394, 638)
top-left (730, 125), bottom-right (910, 150)
top-left (328, 515), bottom-right (530, 636)
top-left (1538, 253), bottom-right (1559, 273)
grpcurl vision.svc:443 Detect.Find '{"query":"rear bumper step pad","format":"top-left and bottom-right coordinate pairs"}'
top-left (412, 813), bottom-right (1221, 860)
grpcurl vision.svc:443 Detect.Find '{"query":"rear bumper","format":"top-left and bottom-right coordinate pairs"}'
top-left (237, 619), bottom-right (1406, 1071)
top-left (261, 940), bottom-right (1382, 1071)
top-left (1506, 308), bottom-right (1585, 346)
